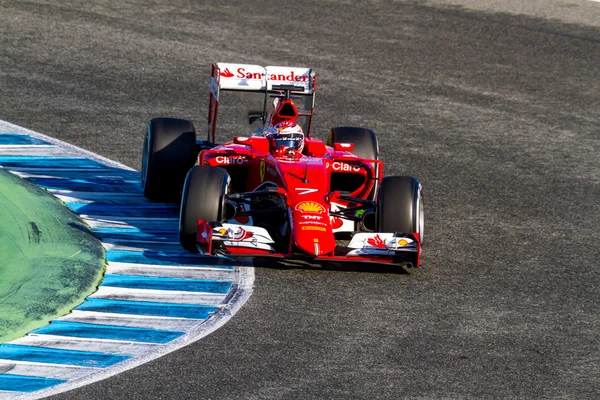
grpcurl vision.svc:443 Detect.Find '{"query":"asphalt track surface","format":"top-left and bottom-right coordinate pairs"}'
top-left (1, 0), bottom-right (599, 398)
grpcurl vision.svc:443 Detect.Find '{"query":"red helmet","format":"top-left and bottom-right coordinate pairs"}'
top-left (265, 121), bottom-right (304, 154)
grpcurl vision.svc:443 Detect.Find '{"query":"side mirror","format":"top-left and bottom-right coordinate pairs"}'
top-left (248, 111), bottom-right (264, 125)
top-left (234, 136), bottom-right (251, 144)
top-left (333, 142), bottom-right (354, 152)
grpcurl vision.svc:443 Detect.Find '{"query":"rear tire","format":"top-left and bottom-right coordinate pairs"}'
top-left (179, 166), bottom-right (230, 252)
top-left (141, 117), bottom-right (197, 201)
top-left (328, 126), bottom-right (379, 160)
top-left (377, 176), bottom-right (424, 243)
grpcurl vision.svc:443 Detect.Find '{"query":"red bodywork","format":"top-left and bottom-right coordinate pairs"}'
top-left (200, 135), bottom-right (383, 258)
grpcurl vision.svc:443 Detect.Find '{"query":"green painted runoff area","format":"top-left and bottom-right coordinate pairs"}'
top-left (0, 168), bottom-right (105, 342)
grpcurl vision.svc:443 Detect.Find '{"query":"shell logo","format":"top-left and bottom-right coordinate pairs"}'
top-left (295, 201), bottom-right (325, 213)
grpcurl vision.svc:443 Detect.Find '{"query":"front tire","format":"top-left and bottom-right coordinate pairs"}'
top-left (377, 176), bottom-right (424, 243)
top-left (141, 117), bottom-right (197, 201)
top-left (179, 166), bottom-right (230, 252)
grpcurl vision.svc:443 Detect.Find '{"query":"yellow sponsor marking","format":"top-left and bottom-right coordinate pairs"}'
top-left (302, 226), bottom-right (326, 232)
top-left (259, 160), bottom-right (266, 182)
top-left (296, 201), bottom-right (325, 213)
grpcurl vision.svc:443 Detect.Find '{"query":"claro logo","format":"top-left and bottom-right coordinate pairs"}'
top-left (214, 156), bottom-right (248, 165)
top-left (325, 161), bottom-right (361, 172)
top-left (221, 67), bottom-right (309, 82)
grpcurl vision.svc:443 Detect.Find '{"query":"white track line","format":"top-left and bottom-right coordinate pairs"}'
top-left (10, 336), bottom-right (161, 358)
top-left (106, 262), bottom-right (235, 279)
top-left (89, 287), bottom-right (227, 306)
top-left (59, 311), bottom-right (203, 331)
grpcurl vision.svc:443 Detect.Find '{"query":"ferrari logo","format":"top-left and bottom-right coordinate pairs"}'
top-left (259, 160), bottom-right (266, 182)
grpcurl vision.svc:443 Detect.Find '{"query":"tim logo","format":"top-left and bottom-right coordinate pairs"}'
top-left (302, 214), bottom-right (322, 220)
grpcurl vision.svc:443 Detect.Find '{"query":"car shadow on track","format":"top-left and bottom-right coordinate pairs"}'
top-left (249, 257), bottom-right (411, 275)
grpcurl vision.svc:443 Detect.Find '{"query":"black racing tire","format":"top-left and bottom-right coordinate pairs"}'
top-left (179, 166), bottom-right (230, 252)
top-left (327, 126), bottom-right (379, 160)
top-left (377, 176), bottom-right (424, 244)
top-left (141, 117), bottom-right (197, 201)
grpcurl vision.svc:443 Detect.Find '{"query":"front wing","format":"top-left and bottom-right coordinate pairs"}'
top-left (196, 221), bottom-right (421, 267)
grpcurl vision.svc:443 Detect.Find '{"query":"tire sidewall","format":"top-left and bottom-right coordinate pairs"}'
top-left (142, 117), bottom-right (196, 201)
top-left (179, 166), bottom-right (230, 252)
top-left (377, 176), bottom-right (423, 243)
top-left (328, 126), bottom-right (379, 161)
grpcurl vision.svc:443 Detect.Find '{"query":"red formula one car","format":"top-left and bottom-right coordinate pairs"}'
top-left (141, 63), bottom-right (423, 267)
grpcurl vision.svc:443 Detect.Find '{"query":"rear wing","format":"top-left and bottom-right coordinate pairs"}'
top-left (208, 63), bottom-right (317, 142)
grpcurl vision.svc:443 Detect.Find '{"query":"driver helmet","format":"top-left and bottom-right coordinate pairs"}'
top-left (265, 121), bottom-right (304, 154)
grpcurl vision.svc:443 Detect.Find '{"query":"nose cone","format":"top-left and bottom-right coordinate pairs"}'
top-left (292, 210), bottom-right (335, 256)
